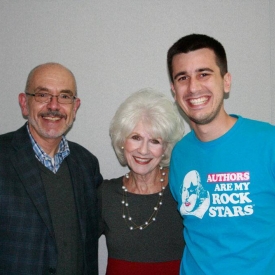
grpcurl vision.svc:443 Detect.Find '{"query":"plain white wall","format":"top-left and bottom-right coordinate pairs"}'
top-left (0, 1), bottom-right (274, 274)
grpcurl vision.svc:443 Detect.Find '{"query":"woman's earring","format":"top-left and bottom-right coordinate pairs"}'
top-left (162, 154), bottom-right (165, 158)
top-left (121, 146), bottom-right (124, 150)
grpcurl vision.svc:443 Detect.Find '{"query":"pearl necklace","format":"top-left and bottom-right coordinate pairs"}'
top-left (121, 166), bottom-right (166, 230)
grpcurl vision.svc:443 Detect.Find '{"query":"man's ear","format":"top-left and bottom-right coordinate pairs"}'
top-left (18, 93), bottom-right (29, 116)
top-left (73, 98), bottom-right (81, 119)
top-left (223, 72), bottom-right (232, 94)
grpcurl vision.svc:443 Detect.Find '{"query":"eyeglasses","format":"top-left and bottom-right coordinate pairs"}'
top-left (26, 92), bottom-right (76, 104)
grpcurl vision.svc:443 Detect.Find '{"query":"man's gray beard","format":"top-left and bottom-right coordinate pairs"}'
top-left (28, 116), bottom-right (73, 139)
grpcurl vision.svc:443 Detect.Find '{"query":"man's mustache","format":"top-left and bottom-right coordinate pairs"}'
top-left (39, 111), bottom-right (66, 119)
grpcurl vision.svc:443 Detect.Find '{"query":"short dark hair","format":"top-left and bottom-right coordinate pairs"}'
top-left (167, 34), bottom-right (228, 82)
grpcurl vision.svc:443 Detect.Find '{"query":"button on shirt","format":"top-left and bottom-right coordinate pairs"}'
top-left (27, 125), bottom-right (70, 173)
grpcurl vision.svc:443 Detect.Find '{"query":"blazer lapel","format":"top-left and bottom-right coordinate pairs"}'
top-left (10, 125), bottom-right (55, 237)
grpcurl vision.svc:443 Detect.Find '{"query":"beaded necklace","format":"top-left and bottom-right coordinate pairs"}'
top-left (121, 166), bottom-right (166, 230)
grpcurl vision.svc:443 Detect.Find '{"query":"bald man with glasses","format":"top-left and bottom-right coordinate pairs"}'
top-left (0, 62), bottom-right (103, 275)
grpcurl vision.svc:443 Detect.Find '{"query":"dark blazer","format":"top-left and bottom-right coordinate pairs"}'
top-left (0, 124), bottom-right (103, 275)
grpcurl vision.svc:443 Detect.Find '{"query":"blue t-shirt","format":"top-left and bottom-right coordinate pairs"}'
top-left (169, 115), bottom-right (275, 275)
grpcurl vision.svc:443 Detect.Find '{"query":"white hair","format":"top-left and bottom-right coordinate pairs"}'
top-left (110, 88), bottom-right (185, 167)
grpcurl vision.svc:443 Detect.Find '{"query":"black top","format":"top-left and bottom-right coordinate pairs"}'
top-left (98, 177), bottom-right (185, 262)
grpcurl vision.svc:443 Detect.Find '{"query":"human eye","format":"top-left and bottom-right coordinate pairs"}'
top-left (150, 138), bottom-right (163, 145)
top-left (198, 69), bottom-right (213, 79)
top-left (200, 72), bottom-right (209, 78)
top-left (131, 134), bottom-right (141, 141)
top-left (35, 92), bottom-right (49, 98)
top-left (59, 93), bottom-right (71, 100)
top-left (176, 75), bottom-right (189, 82)
top-left (150, 139), bottom-right (160, 144)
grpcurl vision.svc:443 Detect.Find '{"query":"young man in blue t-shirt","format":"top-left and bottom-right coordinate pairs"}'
top-left (167, 34), bottom-right (275, 275)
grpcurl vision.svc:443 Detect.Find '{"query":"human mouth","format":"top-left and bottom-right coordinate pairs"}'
top-left (133, 157), bottom-right (151, 164)
top-left (40, 111), bottom-right (66, 121)
top-left (189, 96), bottom-right (209, 106)
top-left (43, 116), bottom-right (61, 121)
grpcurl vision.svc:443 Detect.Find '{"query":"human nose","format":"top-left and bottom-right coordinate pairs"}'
top-left (189, 77), bottom-right (201, 93)
top-left (46, 95), bottom-right (60, 109)
top-left (138, 140), bottom-right (149, 155)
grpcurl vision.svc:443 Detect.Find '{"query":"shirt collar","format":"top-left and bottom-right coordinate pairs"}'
top-left (26, 124), bottom-right (70, 173)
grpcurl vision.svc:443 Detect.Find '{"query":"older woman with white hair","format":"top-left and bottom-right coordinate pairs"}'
top-left (98, 88), bottom-right (185, 275)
